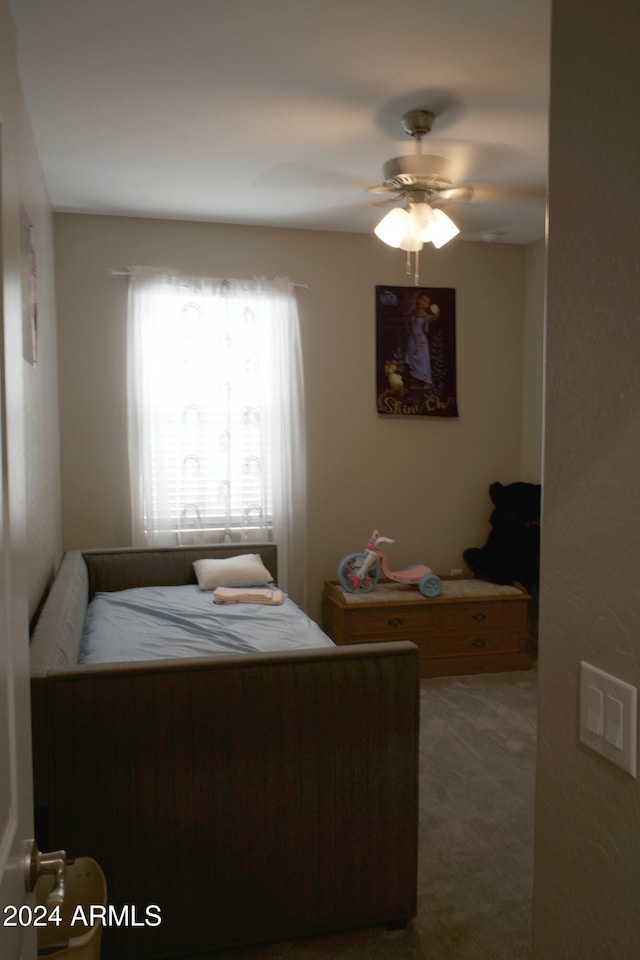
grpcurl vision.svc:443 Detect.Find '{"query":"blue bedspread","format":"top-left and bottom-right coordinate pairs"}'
top-left (79, 584), bottom-right (334, 664)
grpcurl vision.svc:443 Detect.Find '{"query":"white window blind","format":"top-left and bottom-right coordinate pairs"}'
top-left (126, 269), bottom-right (306, 603)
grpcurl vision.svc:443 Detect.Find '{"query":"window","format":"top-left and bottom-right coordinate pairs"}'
top-left (127, 269), bottom-right (306, 602)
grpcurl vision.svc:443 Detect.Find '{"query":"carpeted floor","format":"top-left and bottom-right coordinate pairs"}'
top-left (183, 669), bottom-right (537, 960)
top-left (416, 670), bottom-right (536, 959)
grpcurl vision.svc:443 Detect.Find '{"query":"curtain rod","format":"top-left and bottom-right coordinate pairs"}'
top-left (107, 269), bottom-right (310, 290)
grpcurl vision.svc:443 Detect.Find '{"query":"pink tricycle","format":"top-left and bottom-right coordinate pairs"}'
top-left (338, 529), bottom-right (443, 598)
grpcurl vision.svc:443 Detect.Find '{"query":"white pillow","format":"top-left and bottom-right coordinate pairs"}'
top-left (193, 554), bottom-right (274, 590)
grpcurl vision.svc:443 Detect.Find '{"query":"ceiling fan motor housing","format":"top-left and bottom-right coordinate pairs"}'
top-left (382, 154), bottom-right (452, 192)
top-left (401, 109), bottom-right (435, 138)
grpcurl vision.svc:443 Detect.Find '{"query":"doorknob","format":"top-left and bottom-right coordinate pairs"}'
top-left (25, 841), bottom-right (67, 908)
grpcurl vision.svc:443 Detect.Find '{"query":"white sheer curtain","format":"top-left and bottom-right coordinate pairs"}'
top-left (127, 268), bottom-right (307, 605)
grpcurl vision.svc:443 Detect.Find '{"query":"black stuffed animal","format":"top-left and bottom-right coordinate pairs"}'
top-left (463, 481), bottom-right (541, 591)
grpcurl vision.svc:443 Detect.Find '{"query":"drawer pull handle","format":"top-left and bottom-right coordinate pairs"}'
top-left (471, 612), bottom-right (487, 621)
top-left (388, 617), bottom-right (404, 628)
top-left (472, 638), bottom-right (487, 649)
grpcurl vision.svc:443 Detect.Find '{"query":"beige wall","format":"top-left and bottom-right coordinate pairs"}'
top-left (18, 95), bottom-right (62, 622)
top-left (1, 1), bottom-right (60, 622)
top-left (55, 213), bottom-right (541, 619)
top-left (533, 3), bottom-right (640, 957)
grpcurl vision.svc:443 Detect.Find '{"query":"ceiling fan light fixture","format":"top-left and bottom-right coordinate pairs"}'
top-left (372, 108), bottom-right (463, 271)
top-left (429, 207), bottom-right (460, 248)
top-left (409, 201), bottom-right (436, 241)
top-left (374, 206), bottom-right (411, 247)
top-left (398, 223), bottom-right (423, 252)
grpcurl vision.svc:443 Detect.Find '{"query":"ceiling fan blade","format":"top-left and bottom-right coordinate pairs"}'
top-left (255, 162), bottom-right (369, 190)
top-left (433, 185), bottom-right (475, 201)
top-left (371, 195), bottom-right (399, 207)
top-left (367, 183), bottom-right (402, 206)
top-left (464, 183), bottom-right (547, 204)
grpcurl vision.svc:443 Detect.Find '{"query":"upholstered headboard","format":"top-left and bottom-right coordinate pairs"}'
top-left (81, 543), bottom-right (278, 598)
top-left (30, 550), bottom-right (89, 677)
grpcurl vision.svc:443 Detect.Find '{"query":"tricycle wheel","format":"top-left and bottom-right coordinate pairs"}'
top-left (419, 573), bottom-right (443, 599)
top-left (338, 553), bottom-right (379, 593)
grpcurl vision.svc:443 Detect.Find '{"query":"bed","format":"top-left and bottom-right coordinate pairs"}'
top-left (30, 543), bottom-right (420, 960)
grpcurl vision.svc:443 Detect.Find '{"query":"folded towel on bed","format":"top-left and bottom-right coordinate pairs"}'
top-left (213, 586), bottom-right (285, 605)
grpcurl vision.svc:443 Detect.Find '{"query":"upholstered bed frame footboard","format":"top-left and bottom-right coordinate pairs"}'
top-left (30, 546), bottom-right (420, 960)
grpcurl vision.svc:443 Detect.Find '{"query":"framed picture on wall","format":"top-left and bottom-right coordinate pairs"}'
top-left (375, 284), bottom-right (458, 418)
top-left (20, 206), bottom-right (38, 365)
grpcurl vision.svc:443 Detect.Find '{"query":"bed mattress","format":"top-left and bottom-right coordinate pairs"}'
top-left (79, 584), bottom-right (334, 664)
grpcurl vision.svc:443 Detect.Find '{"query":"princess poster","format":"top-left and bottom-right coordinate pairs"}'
top-left (375, 285), bottom-right (458, 418)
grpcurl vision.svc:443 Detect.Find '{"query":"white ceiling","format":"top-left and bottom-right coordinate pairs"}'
top-left (9, 0), bottom-right (550, 243)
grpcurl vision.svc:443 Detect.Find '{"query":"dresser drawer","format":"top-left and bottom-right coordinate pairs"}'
top-left (349, 604), bottom-right (433, 638)
top-left (422, 628), bottom-right (523, 658)
top-left (434, 599), bottom-right (523, 632)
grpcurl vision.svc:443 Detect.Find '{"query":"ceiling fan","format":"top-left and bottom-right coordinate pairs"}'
top-left (371, 108), bottom-right (471, 256)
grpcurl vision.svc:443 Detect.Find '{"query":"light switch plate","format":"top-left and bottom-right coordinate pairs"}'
top-left (580, 661), bottom-right (637, 776)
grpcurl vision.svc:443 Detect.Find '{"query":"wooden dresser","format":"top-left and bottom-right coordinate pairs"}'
top-left (323, 578), bottom-right (531, 678)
